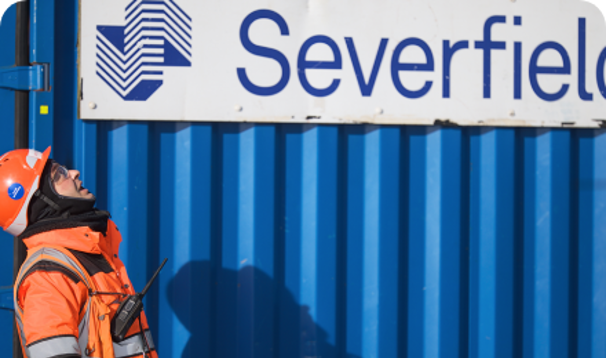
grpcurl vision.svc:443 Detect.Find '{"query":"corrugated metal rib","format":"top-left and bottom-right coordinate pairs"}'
top-left (63, 124), bottom-right (606, 358)
top-left (0, 5), bottom-right (18, 356)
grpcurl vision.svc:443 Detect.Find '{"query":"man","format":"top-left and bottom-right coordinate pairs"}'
top-left (0, 147), bottom-right (157, 358)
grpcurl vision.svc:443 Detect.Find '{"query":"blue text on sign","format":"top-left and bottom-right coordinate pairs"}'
top-left (237, 10), bottom-right (606, 101)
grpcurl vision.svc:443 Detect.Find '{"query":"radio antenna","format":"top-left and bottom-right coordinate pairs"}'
top-left (140, 258), bottom-right (167, 297)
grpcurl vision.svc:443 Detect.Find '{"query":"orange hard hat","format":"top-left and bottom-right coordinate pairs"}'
top-left (0, 147), bottom-right (51, 236)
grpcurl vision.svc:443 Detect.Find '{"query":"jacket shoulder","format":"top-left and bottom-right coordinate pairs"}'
top-left (21, 260), bottom-right (82, 285)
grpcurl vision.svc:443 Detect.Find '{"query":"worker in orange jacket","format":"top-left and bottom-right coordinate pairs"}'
top-left (0, 147), bottom-right (158, 358)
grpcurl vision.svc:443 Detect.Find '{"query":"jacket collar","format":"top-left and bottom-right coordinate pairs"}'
top-left (23, 220), bottom-right (121, 255)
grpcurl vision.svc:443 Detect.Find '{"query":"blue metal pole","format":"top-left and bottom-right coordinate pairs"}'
top-left (13, 1), bottom-right (29, 356)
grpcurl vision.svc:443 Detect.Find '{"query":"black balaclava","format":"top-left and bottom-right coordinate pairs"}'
top-left (28, 160), bottom-right (96, 222)
top-left (20, 160), bottom-right (109, 239)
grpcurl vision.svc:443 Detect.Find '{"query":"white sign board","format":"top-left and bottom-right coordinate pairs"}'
top-left (79, 0), bottom-right (606, 127)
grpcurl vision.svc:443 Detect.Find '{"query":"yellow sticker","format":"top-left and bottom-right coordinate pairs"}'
top-left (40, 105), bottom-right (49, 115)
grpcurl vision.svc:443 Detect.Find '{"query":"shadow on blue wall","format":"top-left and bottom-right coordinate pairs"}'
top-left (167, 261), bottom-right (361, 358)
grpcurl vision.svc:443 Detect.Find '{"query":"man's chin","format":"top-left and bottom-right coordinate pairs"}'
top-left (80, 191), bottom-right (95, 200)
top-left (79, 188), bottom-right (95, 200)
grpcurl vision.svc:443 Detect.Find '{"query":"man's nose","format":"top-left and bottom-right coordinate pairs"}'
top-left (69, 169), bottom-right (80, 180)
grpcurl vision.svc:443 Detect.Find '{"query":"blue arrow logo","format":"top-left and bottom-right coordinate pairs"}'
top-left (96, 0), bottom-right (193, 101)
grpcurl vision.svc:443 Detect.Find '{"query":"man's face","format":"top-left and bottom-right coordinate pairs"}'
top-left (50, 162), bottom-right (95, 200)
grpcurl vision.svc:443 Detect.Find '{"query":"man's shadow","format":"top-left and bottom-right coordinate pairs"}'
top-left (167, 261), bottom-right (361, 358)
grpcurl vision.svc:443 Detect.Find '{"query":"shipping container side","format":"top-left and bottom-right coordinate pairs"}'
top-left (62, 121), bottom-right (606, 358)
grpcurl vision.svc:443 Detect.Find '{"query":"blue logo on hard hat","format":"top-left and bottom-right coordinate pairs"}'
top-left (95, 0), bottom-right (193, 101)
top-left (8, 183), bottom-right (24, 200)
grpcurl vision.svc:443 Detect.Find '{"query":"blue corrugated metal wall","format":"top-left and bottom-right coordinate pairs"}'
top-left (0, 1), bottom-right (605, 357)
top-left (62, 123), bottom-right (606, 358)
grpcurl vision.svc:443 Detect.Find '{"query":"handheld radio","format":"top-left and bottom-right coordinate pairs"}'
top-left (111, 258), bottom-right (168, 342)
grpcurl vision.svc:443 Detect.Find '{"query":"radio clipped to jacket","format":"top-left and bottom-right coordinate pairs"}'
top-left (111, 258), bottom-right (168, 342)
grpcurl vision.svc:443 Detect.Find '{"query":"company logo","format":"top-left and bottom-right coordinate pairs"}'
top-left (8, 183), bottom-right (24, 200)
top-left (96, 0), bottom-right (192, 101)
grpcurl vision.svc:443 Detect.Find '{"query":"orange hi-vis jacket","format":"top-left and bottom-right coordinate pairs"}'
top-left (13, 220), bottom-right (159, 358)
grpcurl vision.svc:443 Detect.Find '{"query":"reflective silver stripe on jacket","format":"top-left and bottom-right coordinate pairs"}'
top-left (14, 311), bottom-right (27, 356)
top-left (14, 257), bottom-right (33, 353)
top-left (27, 335), bottom-right (81, 358)
top-left (113, 330), bottom-right (156, 358)
top-left (78, 298), bottom-right (92, 358)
